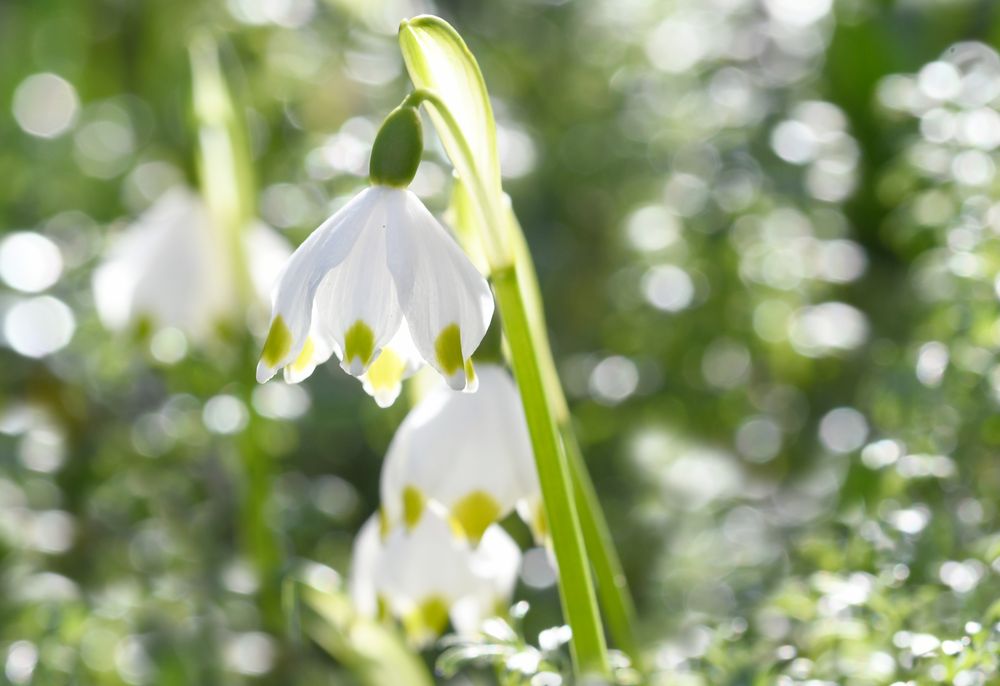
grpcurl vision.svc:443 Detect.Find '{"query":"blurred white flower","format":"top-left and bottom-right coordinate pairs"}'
top-left (92, 187), bottom-right (289, 341)
top-left (380, 364), bottom-right (539, 543)
top-left (255, 185), bottom-right (494, 401)
top-left (350, 507), bottom-right (521, 647)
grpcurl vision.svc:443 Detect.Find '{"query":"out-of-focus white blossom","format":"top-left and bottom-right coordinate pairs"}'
top-left (380, 364), bottom-right (540, 543)
top-left (92, 187), bottom-right (289, 341)
top-left (349, 507), bottom-right (521, 646)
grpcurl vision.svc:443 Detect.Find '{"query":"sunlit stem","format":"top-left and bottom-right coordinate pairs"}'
top-left (401, 89), bottom-right (512, 270)
top-left (492, 265), bottom-right (610, 676)
top-left (506, 208), bottom-right (642, 665)
top-left (292, 573), bottom-right (433, 686)
top-left (403, 86), bottom-right (635, 677)
top-left (190, 32), bottom-right (255, 308)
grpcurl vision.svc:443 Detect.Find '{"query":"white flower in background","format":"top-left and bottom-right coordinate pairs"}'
top-left (380, 364), bottom-right (540, 544)
top-left (350, 507), bottom-right (521, 646)
top-left (348, 515), bottom-right (383, 619)
top-left (254, 185), bottom-right (494, 396)
top-left (93, 187), bottom-right (289, 340)
top-left (255, 106), bottom-right (495, 403)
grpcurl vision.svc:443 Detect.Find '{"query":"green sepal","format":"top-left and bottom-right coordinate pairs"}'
top-left (369, 106), bottom-right (423, 187)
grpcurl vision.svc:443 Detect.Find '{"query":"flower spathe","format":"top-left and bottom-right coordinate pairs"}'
top-left (380, 364), bottom-right (540, 544)
top-left (255, 185), bottom-right (494, 401)
top-left (350, 506), bottom-right (521, 646)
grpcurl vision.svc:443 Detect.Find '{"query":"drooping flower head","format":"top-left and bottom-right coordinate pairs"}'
top-left (349, 506), bottom-right (521, 647)
top-left (380, 364), bottom-right (541, 544)
top-left (256, 106), bottom-right (495, 404)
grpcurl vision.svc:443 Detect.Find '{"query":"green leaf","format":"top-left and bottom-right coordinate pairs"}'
top-left (398, 16), bottom-right (505, 251)
top-left (300, 582), bottom-right (433, 686)
top-left (444, 176), bottom-right (489, 273)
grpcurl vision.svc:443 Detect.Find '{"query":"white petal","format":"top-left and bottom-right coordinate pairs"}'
top-left (310, 192), bottom-right (402, 377)
top-left (386, 190), bottom-right (494, 390)
top-left (375, 504), bottom-right (478, 645)
top-left (359, 322), bottom-right (424, 407)
top-left (94, 188), bottom-right (230, 339)
top-left (281, 331), bottom-right (336, 384)
top-left (348, 514), bottom-right (384, 618)
top-left (516, 494), bottom-right (548, 544)
top-left (379, 365), bottom-right (536, 542)
top-left (243, 221), bottom-right (292, 303)
top-left (92, 258), bottom-right (138, 331)
top-left (450, 525), bottom-right (521, 635)
top-left (257, 188), bottom-right (380, 382)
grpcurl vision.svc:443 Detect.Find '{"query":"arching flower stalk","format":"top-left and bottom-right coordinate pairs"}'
top-left (255, 107), bottom-right (494, 404)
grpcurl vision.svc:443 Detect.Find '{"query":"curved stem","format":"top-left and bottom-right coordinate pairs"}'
top-left (402, 89), bottom-right (511, 269)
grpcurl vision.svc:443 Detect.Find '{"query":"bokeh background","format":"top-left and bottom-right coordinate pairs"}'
top-left (4, 0), bottom-right (1000, 683)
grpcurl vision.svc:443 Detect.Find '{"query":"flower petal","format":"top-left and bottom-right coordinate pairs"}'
top-left (375, 504), bottom-right (478, 647)
top-left (450, 525), bottom-right (521, 636)
top-left (379, 365), bottom-right (537, 543)
top-left (359, 322), bottom-right (424, 407)
top-left (95, 188), bottom-right (229, 340)
top-left (243, 221), bottom-right (292, 304)
top-left (256, 188), bottom-right (380, 382)
top-left (348, 514), bottom-right (384, 618)
top-left (385, 189), bottom-right (494, 390)
top-left (281, 332), bottom-right (336, 384)
top-left (310, 191), bottom-right (403, 377)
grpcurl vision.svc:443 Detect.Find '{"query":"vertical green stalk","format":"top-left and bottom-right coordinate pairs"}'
top-left (493, 266), bottom-right (610, 677)
top-left (397, 15), bottom-right (636, 676)
top-left (191, 33), bottom-right (284, 630)
top-left (508, 211), bottom-right (642, 665)
top-left (190, 32), bottom-right (255, 305)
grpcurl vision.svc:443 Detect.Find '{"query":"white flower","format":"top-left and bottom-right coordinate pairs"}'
top-left (350, 506), bottom-right (521, 646)
top-left (380, 364), bottom-right (539, 543)
top-left (255, 185), bottom-right (494, 401)
top-left (348, 514), bottom-right (383, 619)
top-left (93, 187), bottom-right (289, 340)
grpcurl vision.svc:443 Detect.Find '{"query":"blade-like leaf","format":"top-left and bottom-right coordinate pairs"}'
top-left (398, 16), bottom-right (504, 243)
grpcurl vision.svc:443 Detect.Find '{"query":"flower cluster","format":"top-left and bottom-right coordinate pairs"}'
top-left (349, 365), bottom-right (542, 645)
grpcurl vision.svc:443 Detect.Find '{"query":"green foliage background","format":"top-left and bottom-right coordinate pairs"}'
top-left (3, 0), bottom-right (1000, 684)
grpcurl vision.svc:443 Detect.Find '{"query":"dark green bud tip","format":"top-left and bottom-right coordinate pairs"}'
top-left (369, 106), bottom-right (423, 187)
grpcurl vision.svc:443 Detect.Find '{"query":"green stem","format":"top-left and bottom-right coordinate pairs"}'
top-left (507, 207), bottom-right (642, 666)
top-left (402, 89), bottom-right (510, 268)
top-left (238, 429), bottom-right (284, 630)
top-left (401, 84), bottom-right (626, 678)
top-left (493, 266), bottom-right (610, 677)
top-left (562, 426), bottom-right (641, 665)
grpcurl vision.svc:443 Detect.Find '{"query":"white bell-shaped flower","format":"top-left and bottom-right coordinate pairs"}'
top-left (255, 186), bottom-right (494, 395)
top-left (350, 506), bottom-right (521, 646)
top-left (348, 514), bottom-right (384, 620)
top-left (255, 106), bottom-right (494, 403)
top-left (380, 364), bottom-right (539, 544)
top-left (448, 524), bottom-right (522, 636)
top-left (93, 187), bottom-right (289, 340)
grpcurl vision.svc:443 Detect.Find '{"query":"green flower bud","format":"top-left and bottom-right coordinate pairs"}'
top-left (369, 106), bottom-right (423, 187)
